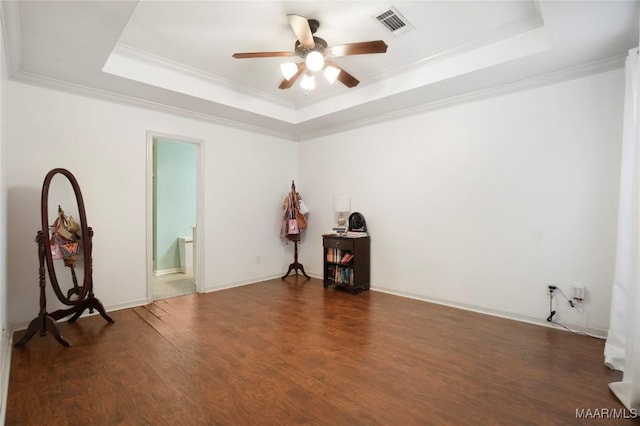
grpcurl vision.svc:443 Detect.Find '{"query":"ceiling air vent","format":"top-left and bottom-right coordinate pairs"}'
top-left (375, 7), bottom-right (413, 36)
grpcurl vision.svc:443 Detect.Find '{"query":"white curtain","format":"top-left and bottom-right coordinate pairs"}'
top-left (605, 47), bottom-right (640, 412)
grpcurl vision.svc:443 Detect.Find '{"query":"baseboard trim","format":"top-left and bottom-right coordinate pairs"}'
top-left (106, 298), bottom-right (151, 313)
top-left (11, 297), bottom-right (150, 332)
top-left (9, 279), bottom-right (604, 344)
top-left (0, 328), bottom-right (13, 426)
top-left (203, 274), bottom-right (284, 293)
top-left (154, 268), bottom-right (181, 276)
top-left (370, 285), bottom-right (607, 338)
top-left (174, 273), bottom-right (609, 338)
top-left (285, 276), bottom-right (606, 337)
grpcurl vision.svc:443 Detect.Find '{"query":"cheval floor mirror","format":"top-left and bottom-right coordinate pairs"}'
top-left (15, 168), bottom-right (114, 347)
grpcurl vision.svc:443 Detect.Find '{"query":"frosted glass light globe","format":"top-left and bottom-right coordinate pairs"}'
top-left (280, 63), bottom-right (298, 80)
top-left (300, 73), bottom-right (315, 91)
top-left (305, 51), bottom-right (324, 72)
top-left (324, 66), bottom-right (340, 84)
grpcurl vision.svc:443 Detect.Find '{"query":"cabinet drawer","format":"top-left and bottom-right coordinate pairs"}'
top-left (323, 237), bottom-right (354, 251)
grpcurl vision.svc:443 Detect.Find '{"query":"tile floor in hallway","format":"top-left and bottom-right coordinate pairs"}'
top-left (152, 272), bottom-right (196, 300)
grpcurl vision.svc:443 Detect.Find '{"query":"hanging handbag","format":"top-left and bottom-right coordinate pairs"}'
top-left (49, 219), bottom-right (64, 260)
top-left (288, 217), bottom-right (299, 235)
top-left (296, 208), bottom-right (307, 229)
top-left (287, 194), bottom-right (299, 235)
top-left (298, 194), bottom-right (309, 215)
top-left (294, 192), bottom-right (307, 229)
top-left (50, 205), bottom-right (82, 262)
top-left (50, 239), bottom-right (63, 260)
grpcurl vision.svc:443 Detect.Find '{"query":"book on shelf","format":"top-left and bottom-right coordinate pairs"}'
top-left (333, 265), bottom-right (353, 286)
top-left (327, 248), bottom-right (354, 265)
top-left (326, 264), bottom-right (336, 283)
top-left (327, 248), bottom-right (341, 263)
top-left (340, 252), bottom-right (354, 264)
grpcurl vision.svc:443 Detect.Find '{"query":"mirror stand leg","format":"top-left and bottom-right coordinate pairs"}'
top-left (66, 297), bottom-right (114, 324)
top-left (14, 314), bottom-right (70, 348)
top-left (90, 297), bottom-right (114, 323)
top-left (44, 316), bottom-right (70, 347)
top-left (15, 232), bottom-right (70, 347)
top-left (13, 316), bottom-right (40, 347)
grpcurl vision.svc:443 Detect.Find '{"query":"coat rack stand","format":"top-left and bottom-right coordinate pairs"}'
top-left (281, 239), bottom-right (310, 279)
top-left (281, 180), bottom-right (310, 280)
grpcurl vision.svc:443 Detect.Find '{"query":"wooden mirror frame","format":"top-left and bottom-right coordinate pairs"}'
top-left (14, 168), bottom-right (114, 347)
top-left (41, 168), bottom-right (92, 305)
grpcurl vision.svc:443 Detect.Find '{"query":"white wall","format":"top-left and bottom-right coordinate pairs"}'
top-left (3, 66), bottom-right (625, 336)
top-left (299, 69), bottom-right (624, 333)
top-left (0, 7), bottom-right (10, 423)
top-left (6, 82), bottom-right (298, 326)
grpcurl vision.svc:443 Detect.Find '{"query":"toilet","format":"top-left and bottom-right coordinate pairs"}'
top-left (178, 236), bottom-right (193, 274)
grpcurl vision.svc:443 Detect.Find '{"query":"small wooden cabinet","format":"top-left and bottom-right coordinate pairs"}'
top-left (322, 235), bottom-right (370, 293)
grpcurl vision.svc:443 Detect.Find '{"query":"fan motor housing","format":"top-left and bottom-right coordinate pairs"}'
top-left (308, 19), bottom-right (320, 34)
top-left (295, 37), bottom-right (328, 57)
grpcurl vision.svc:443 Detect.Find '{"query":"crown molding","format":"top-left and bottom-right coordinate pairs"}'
top-left (297, 10), bottom-right (546, 110)
top-left (110, 43), bottom-right (295, 110)
top-left (299, 53), bottom-right (626, 141)
top-left (10, 70), bottom-right (298, 141)
top-left (8, 52), bottom-right (625, 143)
top-left (392, 13), bottom-right (546, 84)
top-left (0, 0), bottom-right (22, 75)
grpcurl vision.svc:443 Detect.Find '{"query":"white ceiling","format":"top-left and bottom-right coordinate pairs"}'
top-left (2, 1), bottom-right (639, 140)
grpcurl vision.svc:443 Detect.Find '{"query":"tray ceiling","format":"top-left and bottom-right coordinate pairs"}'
top-left (3, 1), bottom-right (639, 140)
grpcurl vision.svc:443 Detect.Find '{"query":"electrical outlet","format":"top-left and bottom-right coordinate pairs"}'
top-left (256, 255), bottom-right (261, 264)
top-left (573, 283), bottom-right (586, 301)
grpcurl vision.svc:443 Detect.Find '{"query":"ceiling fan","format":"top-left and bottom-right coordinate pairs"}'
top-left (232, 14), bottom-right (388, 91)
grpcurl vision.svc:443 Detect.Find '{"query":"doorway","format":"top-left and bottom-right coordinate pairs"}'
top-left (146, 132), bottom-right (204, 302)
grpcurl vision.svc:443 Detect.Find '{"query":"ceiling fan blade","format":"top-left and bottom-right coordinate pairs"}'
top-left (279, 63), bottom-right (306, 89)
top-left (232, 51), bottom-right (296, 59)
top-left (287, 14), bottom-right (315, 48)
top-left (326, 40), bottom-right (388, 57)
top-left (325, 61), bottom-right (359, 88)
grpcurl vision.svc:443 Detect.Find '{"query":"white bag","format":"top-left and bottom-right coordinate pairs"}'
top-left (298, 199), bottom-right (309, 215)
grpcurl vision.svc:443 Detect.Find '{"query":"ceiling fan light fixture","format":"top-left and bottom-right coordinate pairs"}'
top-left (305, 50), bottom-right (324, 72)
top-left (232, 14), bottom-right (389, 91)
top-left (300, 73), bottom-right (316, 91)
top-left (324, 65), bottom-right (340, 84)
top-left (280, 62), bottom-right (298, 80)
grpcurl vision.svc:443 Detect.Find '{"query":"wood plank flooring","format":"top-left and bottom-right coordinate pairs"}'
top-left (7, 278), bottom-right (626, 425)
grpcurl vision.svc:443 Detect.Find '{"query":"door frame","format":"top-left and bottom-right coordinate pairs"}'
top-left (146, 130), bottom-right (205, 303)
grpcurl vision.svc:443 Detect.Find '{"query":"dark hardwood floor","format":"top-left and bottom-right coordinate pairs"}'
top-left (7, 277), bottom-right (626, 425)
